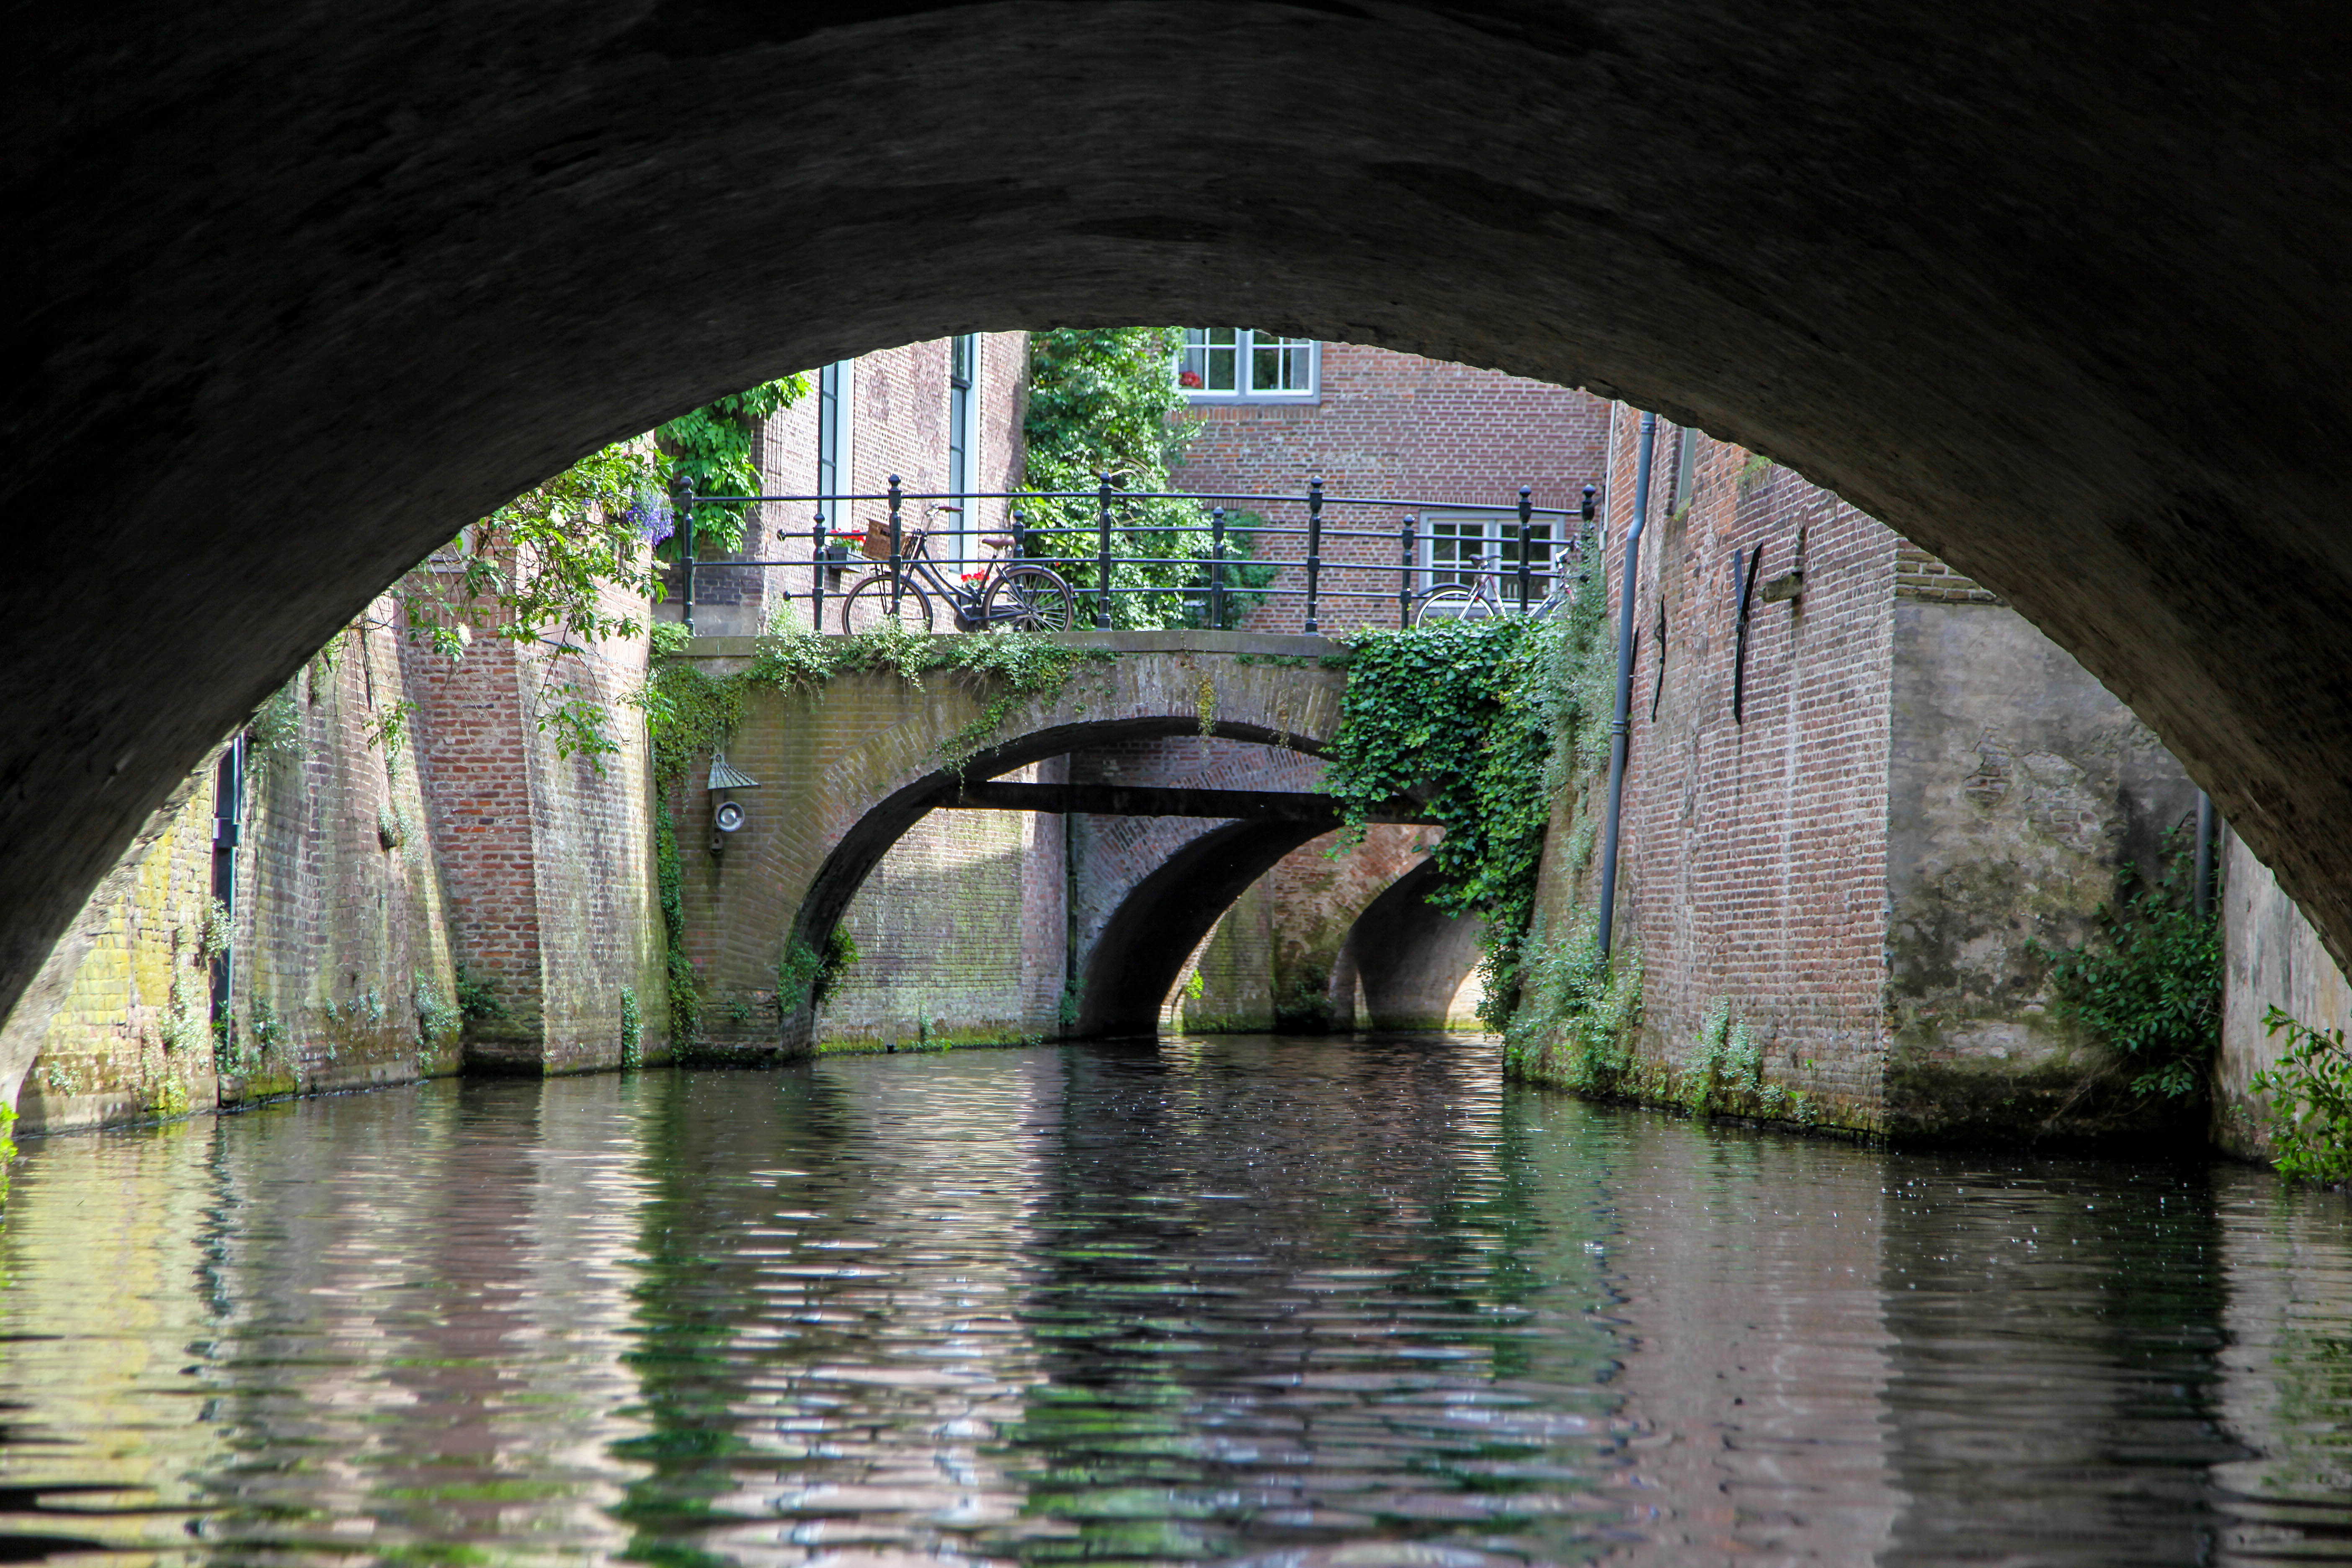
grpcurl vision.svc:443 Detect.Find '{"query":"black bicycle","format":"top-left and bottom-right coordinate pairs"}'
top-left (838, 511), bottom-right (1077, 633)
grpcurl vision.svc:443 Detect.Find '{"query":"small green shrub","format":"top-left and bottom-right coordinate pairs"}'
top-left (455, 965), bottom-right (511, 1023)
top-left (620, 985), bottom-right (643, 1069)
top-left (413, 972), bottom-right (461, 1051)
top-left (2040, 836), bottom-right (2220, 1098)
top-left (2250, 1006), bottom-right (2352, 1185)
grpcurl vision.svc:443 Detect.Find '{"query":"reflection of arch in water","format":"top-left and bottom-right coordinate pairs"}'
top-left (1330, 861), bottom-right (1488, 1033)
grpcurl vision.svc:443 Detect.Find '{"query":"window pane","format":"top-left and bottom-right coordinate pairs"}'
top-left (1500, 522), bottom-right (1554, 605)
top-left (1182, 328), bottom-right (1238, 393)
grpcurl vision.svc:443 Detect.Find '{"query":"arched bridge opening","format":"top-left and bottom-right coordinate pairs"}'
top-left (14, 3), bottom-right (2352, 1088)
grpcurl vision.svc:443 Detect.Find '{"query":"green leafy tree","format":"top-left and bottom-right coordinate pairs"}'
top-left (1021, 328), bottom-right (1240, 628)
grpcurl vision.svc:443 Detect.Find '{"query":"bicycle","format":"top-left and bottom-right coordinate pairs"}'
top-left (837, 511), bottom-right (1078, 633)
top-left (1411, 555), bottom-right (1573, 627)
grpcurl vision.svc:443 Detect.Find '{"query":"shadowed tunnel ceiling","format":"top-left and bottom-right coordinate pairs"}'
top-left (9, 1), bottom-right (2352, 1050)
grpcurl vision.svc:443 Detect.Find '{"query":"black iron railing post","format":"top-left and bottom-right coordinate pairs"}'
top-left (1516, 485), bottom-right (1534, 609)
top-left (1209, 507), bottom-right (1227, 630)
top-left (675, 471), bottom-right (696, 634)
top-left (1400, 515), bottom-right (1416, 629)
top-left (1579, 483), bottom-right (1599, 581)
top-left (887, 474), bottom-right (905, 617)
top-left (1095, 474), bottom-right (1114, 629)
top-left (809, 511), bottom-right (828, 629)
top-left (1303, 475), bottom-right (1324, 634)
top-left (1011, 509), bottom-right (1026, 559)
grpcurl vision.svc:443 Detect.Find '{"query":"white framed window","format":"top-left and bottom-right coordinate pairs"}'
top-left (1419, 508), bottom-right (1556, 606)
top-left (1178, 329), bottom-right (1319, 402)
top-left (816, 358), bottom-right (856, 534)
top-left (944, 334), bottom-right (979, 570)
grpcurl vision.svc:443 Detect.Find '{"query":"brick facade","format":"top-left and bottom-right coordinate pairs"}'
top-left (1171, 342), bottom-right (1613, 634)
top-left (1532, 405), bottom-right (2200, 1140)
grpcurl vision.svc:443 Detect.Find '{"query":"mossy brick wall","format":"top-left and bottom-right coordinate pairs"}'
top-left (672, 633), bottom-right (1347, 1054)
top-left (1534, 407), bottom-right (2197, 1141)
top-left (1597, 415), bottom-right (1900, 1132)
top-left (20, 611), bottom-right (466, 1132)
top-left (17, 762), bottom-right (221, 1132)
top-left (229, 618), bottom-right (463, 1102)
top-left (678, 332), bottom-right (1029, 638)
top-left (1169, 343), bottom-right (1614, 635)
top-left (822, 800), bottom-right (1036, 1045)
top-left (404, 580), bottom-right (667, 1074)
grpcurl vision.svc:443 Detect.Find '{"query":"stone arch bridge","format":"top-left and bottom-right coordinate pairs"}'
top-left (674, 631), bottom-right (1441, 1052)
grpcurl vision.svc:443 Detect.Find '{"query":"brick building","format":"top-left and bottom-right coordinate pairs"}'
top-left (1172, 336), bottom-right (1613, 635)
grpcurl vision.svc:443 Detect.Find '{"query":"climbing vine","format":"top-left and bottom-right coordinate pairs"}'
top-left (2249, 1007), bottom-right (2352, 1185)
top-left (2038, 834), bottom-right (2220, 1099)
top-left (655, 374), bottom-right (810, 552)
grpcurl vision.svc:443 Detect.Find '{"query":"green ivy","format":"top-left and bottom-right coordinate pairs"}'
top-left (658, 375), bottom-right (810, 552)
top-left (1324, 550), bottom-right (1617, 1029)
top-left (2249, 1006), bottom-right (2352, 1185)
top-left (2039, 835), bottom-right (2220, 1098)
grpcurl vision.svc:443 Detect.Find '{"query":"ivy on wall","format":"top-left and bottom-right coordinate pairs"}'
top-left (2251, 1006), bottom-right (2352, 1185)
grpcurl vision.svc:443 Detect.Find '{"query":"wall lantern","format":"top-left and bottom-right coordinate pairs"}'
top-left (708, 753), bottom-right (760, 854)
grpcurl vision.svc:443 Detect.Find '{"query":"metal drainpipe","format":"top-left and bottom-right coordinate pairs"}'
top-left (2194, 790), bottom-right (2218, 920)
top-left (1596, 411), bottom-right (1659, 959)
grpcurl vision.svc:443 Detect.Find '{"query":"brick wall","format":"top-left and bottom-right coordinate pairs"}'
top-left (680, 332), bottom-right (1029, 637)
top-left (404, 575), bottom-right (667, 1073)
top-left (21, 607), bottom-right (467, 1132)
top-left (1170, 343), bottom-right (1613, 634)
top-left (1591, 414), bottom-right (1900, 1127)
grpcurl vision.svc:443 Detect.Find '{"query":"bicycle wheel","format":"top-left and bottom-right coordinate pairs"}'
top-left (1413, 586), bottom-right (1491, 627)
top-left (840, 574), bottom-right (934, 633)
top-left (983, 565), bottom-right (1077, 632)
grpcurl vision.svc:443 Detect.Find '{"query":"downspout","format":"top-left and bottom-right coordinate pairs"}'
top-left (1595, 412), bottom-right (1659, 959)
top-left (2193, 790), bottom-right (2218, 920)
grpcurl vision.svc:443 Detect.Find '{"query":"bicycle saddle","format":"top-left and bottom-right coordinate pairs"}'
top-left (980, 533), bottom-right (1016, 549)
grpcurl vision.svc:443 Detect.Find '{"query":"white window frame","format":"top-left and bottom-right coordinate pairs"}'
top-left (816, 358), bottom-right (857, 535)
top-left (1418, 508), bottom-right (1558, 606)
top-left (945, 334), bottom-right (980, 572)
top-left (1178, 329), bottom-right (1320, 403)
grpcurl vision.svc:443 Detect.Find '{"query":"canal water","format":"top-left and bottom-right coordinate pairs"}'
top-left (3, 1036), bottom-right (2349, 1567)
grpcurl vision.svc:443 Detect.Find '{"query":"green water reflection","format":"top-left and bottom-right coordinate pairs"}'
top-left (0, 1037), bottom-right (2344, 1566)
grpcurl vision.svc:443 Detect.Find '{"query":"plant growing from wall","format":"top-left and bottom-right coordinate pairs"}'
top-left (1021, 327), bottom-right (1237, 629)
top-left (2249, 1006), bottom-right (2352, 1185)
top-left (413, 973), bottom-right (461, 1057)
top-left (2038, 835), bottom-right (2220, 1098)
top-left (654, 375), bottom-right (810, 553)
top-left (620, 985), bottom-right (643, 1069)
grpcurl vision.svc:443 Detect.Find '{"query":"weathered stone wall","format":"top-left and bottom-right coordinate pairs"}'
top-left (1884, 596), bottom-right (2199, 1140)
top-left (1171, 343), bottom-right (1614, 634)
top-left (16, 764), bottom-right (224, 1132)
top-left (2216, 830), bottom-right (2352, 1161)
top-left (20, 611), bottom-right (466, 1133)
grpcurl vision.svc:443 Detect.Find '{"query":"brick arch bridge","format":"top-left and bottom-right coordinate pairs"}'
top-left (13, 5), bottom-right (2352, 1099)
top-left (675, 632), bottom-right (1358, 1052)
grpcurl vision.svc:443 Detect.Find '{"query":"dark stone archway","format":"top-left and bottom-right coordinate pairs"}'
top-left (11, 3), bottom-right (2352, 1081)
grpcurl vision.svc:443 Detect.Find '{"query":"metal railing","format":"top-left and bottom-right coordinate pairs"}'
top-left (670, 475), bottom-right (1601, 635)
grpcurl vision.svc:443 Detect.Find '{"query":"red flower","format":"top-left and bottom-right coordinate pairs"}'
top-left (1178, 370), bottom-right (1202, 388)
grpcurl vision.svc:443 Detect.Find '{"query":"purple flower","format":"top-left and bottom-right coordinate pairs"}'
top-left (629, 485), bottom-right (675, 546)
